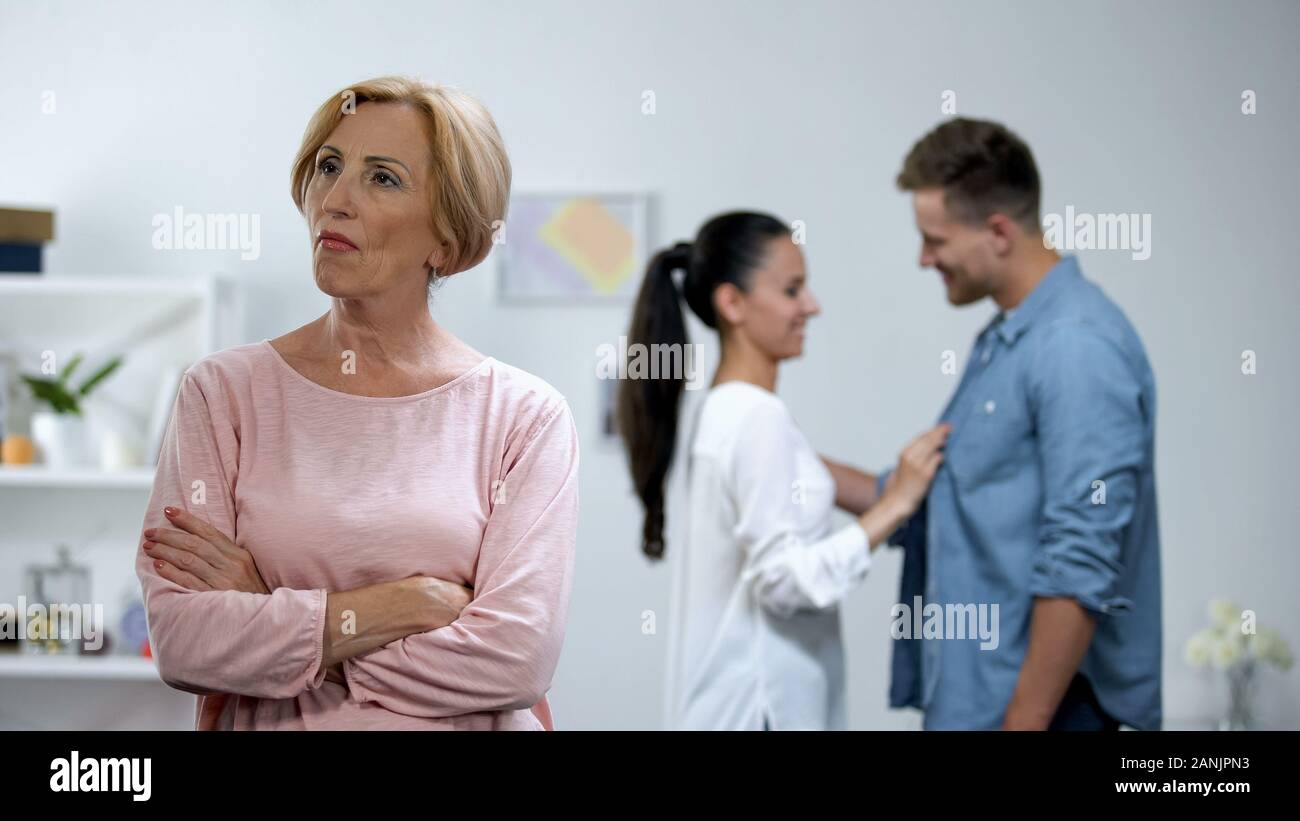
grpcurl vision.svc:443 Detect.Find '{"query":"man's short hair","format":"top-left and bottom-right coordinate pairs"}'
top-left (896, 117), bottom-right (1041, 231)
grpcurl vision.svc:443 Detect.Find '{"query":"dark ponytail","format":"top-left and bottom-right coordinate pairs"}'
top-left (617, 211), bottom-right (789, 559)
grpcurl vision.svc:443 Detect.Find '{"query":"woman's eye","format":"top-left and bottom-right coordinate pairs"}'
top-left (317, 158), bottom-right (338, 174)
top-left (372, 170), bottom-right (399, 187)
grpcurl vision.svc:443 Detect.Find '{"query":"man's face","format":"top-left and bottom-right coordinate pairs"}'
top-left (911, 188), bottom-right (999, 306)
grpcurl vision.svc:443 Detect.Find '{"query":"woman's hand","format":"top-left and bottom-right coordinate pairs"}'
top-left (143, 506), bottom-right (271, 594)
top-left (412, 576), bottom-right (475, 629)
top-left (881, 423), bottom-right (952, 516)
top-left (855, 424), bottom-right (952, 549)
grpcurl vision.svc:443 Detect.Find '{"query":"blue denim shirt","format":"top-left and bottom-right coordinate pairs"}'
top-left (879, 255), bottom-right (1162, 730)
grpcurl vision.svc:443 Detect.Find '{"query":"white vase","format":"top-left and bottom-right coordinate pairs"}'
top-left (30, 411), bottom-right (92, 468)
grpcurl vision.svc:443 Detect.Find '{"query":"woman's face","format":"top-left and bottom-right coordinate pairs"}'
top-left (305, 102), bottom-right (445, 298)
top-left (721, 235), bottom-right (821, 360)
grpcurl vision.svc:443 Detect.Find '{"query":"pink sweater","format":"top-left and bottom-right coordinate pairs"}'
top-left (135, 340), bottom-right (579, 730)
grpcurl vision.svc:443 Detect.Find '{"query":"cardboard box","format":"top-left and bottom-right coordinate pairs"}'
top-left (0, 207), bottom-right (55, 273)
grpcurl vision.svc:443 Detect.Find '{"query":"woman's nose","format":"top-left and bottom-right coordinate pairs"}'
top-left (803, 290), bottom-right (821, 317)
top-left (320, 174), bottom-right (358, 218)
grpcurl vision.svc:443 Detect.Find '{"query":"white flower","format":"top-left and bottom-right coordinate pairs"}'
top-left (1254, 628), bottom-right (1294, 671)
top-left (1276, 644), bottom-right (1295, 672)
top-left (1208, 599), bottom-right (1240, 629)
top-left (1251, 628), bottom-right (1275, 658)
top-left (1211, 634), bottom-right (1243, 670)
top-left (1184, 630), bottom-right (1214, 668)
top-left (1195, 598), bottom-right (1292, 673)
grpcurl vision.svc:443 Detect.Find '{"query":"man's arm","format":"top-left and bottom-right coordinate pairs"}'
top-left (1012, 320), bottom-right (1149, 729)
top-left (1002, 597), bottom-right (1095, 730)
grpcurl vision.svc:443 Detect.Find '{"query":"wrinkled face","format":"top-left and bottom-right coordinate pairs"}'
top-left (304, 102), bottom-right (445, 298)
top-left (912, 188), bottom-right (999, 306)
top-left (724, 235), bottom-right (821, 360)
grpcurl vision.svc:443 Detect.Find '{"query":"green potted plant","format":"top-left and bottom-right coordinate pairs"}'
top-left (22, 353), bottom-right (122, 468)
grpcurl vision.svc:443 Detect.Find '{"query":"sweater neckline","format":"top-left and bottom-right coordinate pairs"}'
top-left (259, 339), bottom-right (493, 404)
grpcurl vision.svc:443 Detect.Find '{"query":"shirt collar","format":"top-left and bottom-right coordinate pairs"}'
top-left (990, 254), bottom-right (1080, 345)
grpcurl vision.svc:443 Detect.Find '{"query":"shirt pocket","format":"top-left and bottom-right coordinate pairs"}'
top-left (944, 394), bottom-right (1035, 488)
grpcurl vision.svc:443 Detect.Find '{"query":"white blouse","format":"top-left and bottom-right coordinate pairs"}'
top-left (665, 381), bottom-right (872, 730)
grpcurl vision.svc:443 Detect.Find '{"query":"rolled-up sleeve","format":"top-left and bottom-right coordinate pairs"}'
top-left (733, 400), bottom-right (871, 618)
top-left (1027, 320), bottom-right (1147, 617)
top-left (342, 399), bottom-right (579, 718)
top-left (136, 369), bottom-right (329, 699)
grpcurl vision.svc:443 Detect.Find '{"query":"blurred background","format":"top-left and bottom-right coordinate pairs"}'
top-left (0, 0), bottom-right (1296, 729)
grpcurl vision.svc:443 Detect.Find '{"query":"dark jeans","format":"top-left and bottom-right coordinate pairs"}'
top-left (1047, 673), bottom-right (1121, 731)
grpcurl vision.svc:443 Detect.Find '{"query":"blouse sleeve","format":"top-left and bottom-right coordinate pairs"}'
top-left (732, 399), bottom-right (871, 618)
top-left (342, 399), bottom-right (580, 718)
top-left (135, 367), bottom-right (330, 700)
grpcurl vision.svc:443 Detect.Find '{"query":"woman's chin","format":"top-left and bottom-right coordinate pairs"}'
top-left (313, 269), bottom-right (369, 299)
top-left (780, 339), bottom-right (806, 361)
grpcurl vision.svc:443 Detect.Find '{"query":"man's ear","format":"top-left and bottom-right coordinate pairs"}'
top-left (985, 213), bottom-right (1020, 256)
top-left (713, 282), bottom-right (745, 327)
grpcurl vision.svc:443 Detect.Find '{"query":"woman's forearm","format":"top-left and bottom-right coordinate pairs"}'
top-left (856, 493), bottom-right (912, 552)
top-left (821, 456), bottom-right (880, 515)
top-left (321, 577), bottom-right (460, 668)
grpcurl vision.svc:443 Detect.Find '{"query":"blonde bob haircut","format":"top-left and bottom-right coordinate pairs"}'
top-left (290, 76), bottom-right (511, 279)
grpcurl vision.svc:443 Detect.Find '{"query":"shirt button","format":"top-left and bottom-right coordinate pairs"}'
top-left (981, 348), bottom-right (991, 364)
top-left (984, 400), bottom-right (996, 414)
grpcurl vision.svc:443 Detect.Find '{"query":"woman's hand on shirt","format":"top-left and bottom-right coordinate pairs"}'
top-left (882, 423), bottom-right (951, 514)
top-left (142, 506), bottom-right (272, 594)
top-left (855, 423), bottom-right (951, 549)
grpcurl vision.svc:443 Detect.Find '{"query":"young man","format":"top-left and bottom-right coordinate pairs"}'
top-left (883, 117), bottom-right (1162, 730)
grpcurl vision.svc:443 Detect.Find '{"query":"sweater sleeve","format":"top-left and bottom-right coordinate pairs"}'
top-left (732, 399), bottom-right (871, 618)
top-left (342, 399), bottom-right (580, 718)
top-left (135, 366), bottom-right (330, 700)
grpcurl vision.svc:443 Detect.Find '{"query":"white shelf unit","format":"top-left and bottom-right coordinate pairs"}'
top-left (0, 274), bottom-right (240, 728)
top-left (0, 465), bottom-right (156, 489)
top-left (0, 653), bottom-right (161, 682)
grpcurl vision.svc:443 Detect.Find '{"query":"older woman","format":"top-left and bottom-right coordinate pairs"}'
top-left (134, 76), bottom-right (578, 730)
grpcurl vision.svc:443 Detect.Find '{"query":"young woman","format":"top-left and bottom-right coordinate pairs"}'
top-left (617, 211), bottom-right (949, 730)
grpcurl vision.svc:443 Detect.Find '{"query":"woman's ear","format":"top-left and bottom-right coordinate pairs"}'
top-left (426, 240), bottom-right (451, 276)
top-left (713, 282), bottom-right (746, 327)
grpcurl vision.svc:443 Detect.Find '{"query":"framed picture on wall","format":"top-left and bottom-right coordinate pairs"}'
top-left (496, 192), bottom-right (649, 303)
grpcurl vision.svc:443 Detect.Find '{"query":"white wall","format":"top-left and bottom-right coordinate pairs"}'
top-left (2, 0), bottom-right (1296, 728)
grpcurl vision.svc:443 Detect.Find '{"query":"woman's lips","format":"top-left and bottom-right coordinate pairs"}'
top-left (317, 230), bottom-right (359, 252)
top-left (319, 237), bottom-right (358, 252)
